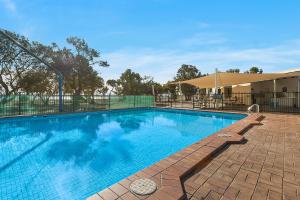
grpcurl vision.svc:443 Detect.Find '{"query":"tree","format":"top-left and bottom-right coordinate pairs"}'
top-left (107, 69), bottom-right (163, 95)
top-left (246, 67), bottom-right (263, 74)
top-left (0, 30), bottom-right (108, 97)
top-left (161, 81), bottom-right (177, 97)
top-left (19, 68), bottom-right (51, 95)
top-left (61, 37), bottom-right (108, 96)
top-left (24, 42), bottom-right (60, 96)
top-left (97, 85), bottom-right (108, 95)
top-left (119, 69), bottom-right (143, 95)
top-left (0, 31), bottom-right (39, 95)
top-left (226, 68), bottom-right (240, 73)
top-left (141, 76), bottom-right (164, 95)
top-left (174, 64), bottom-right (203, 99)
top-left (107, 69), bottom-right (144, 95)
top-left (175, 64), bottom-right (202, 80)
top-left (107, 79), bottom-right (121, 94)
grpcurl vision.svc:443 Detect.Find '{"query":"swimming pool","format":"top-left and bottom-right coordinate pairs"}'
top-left (0, 108), bottom-right (245, 200)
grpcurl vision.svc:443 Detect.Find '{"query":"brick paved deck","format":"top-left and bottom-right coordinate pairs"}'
top-left (184, 113), bottom-right (300, 200)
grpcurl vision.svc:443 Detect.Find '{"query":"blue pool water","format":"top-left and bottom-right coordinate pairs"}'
top-left (0, 108), bottom-right (245, 200)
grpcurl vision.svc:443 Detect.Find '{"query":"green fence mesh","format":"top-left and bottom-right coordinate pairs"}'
top-left (0, 95), bottom-right (154, 117)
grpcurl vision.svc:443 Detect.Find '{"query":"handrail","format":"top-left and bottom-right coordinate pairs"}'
top-left (248, 104), bottom-right (260, 113)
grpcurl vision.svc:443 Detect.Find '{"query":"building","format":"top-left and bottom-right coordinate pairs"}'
top-left (177, 69), bottom-right (300, 109)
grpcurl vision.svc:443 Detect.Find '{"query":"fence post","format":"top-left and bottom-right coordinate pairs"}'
top-left (152, 95), bottom-right (154, 107)
top-left (134, 95), bottom-right (136, 108)
top-left (18, 93), bottom-right (21, 115)
top-left (221, 93), bottom-right (224, 110)
top-left (86, 95), bottom-right (88, 111)
top-left (73, 94), bottom-right (75, 112)
top-left (58, 75), bottom-right (63, 112)
top-left (108, 93), bottom-right (111, 110)
top-left (213, 93), bottom-right (216, 109)
top-left (192, 95), bottom-right (194, 109)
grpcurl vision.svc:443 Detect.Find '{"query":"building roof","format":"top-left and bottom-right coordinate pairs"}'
top-left (277, 68), bottom-right (300, 73)
top-left (176, 71), bottom-right (300, 88)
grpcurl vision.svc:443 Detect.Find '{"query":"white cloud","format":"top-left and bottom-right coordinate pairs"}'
top-left (197, 22), bottom-right (210, 29)
top-left (0, 0), bottom-right (16, 13)
top-left (101, 39), bottom-right (300, 83)
top-left (180, 33), bottom-right (227, 46)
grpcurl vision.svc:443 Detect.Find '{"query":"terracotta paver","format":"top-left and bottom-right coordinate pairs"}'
top-left (184, 113), bottom-right (300, 200)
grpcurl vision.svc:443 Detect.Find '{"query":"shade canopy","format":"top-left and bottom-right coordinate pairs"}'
top-left (175, 72), bottom-right (300, 88)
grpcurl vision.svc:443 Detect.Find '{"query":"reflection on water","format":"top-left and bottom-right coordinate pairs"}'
top-left (0, 109), bottom-right (243, 200)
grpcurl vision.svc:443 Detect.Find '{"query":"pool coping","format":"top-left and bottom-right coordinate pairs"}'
top-left (87, 111), bottom-right (264, 200)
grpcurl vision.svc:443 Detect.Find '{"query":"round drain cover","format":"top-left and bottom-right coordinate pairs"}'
top-left (130, 178), bottom-right (157, 195)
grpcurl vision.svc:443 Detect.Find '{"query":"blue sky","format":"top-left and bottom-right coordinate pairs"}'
top-left (1, 0), bottom-right (300, 83)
